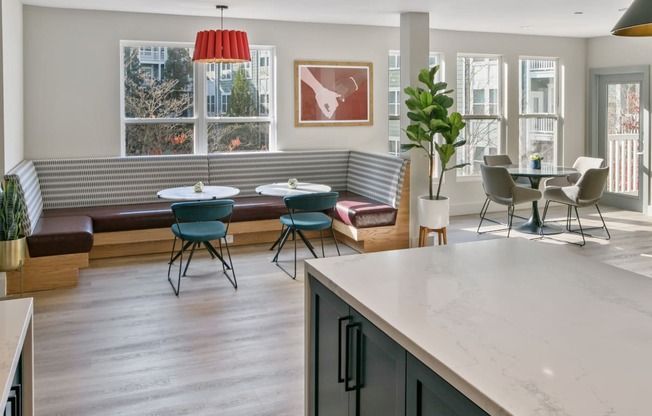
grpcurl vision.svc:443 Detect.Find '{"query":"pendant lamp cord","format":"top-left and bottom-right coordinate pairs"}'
top-left (216, 5), bottom-right (227, 30)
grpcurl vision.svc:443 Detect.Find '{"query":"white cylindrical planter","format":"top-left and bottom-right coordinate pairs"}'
top-left (418, 195), bottom-right (450, 229)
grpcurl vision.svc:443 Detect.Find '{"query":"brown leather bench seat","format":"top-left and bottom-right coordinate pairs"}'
top-left (333, 191), bottom-right (397, 228)
top-left (28, 192), bottom-right (396, 257)
top-left (28, 215), bottom-right (94, 257)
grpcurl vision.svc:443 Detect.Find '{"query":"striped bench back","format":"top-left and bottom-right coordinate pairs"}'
top-left (5, 160), bottom-right (43, 236)
top-left (208, 150), bottom-right (350, 197)
top-left (347, 151), bottom-right (407, 208)
top-left (6, 151), bottom-right (408, 230)
top-left (33, 155), bottom-right (209, 209)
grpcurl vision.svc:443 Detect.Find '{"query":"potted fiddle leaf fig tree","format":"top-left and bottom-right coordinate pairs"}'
top-left (402, 65), bottom-right (467, 229)
top-left (0, 177), bottom-right (26, 272)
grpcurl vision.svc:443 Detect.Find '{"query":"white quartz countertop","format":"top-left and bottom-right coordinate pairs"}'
top-left (0, 298), bottom-right (33, 409)
top-left (305, 239), bottom-right (652, 416)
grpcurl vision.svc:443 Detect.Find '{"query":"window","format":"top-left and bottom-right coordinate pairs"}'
top-left (387, 51), bottom-right (440, 156)
top-left (121, 41), bottom-right (275, 155)
top-left (205, 48), bottom-right (273, 152)
top-left (122, 42), bottom-right (195, 155)
top-left (220, 92), bottom-right (230, 115)
top-left (519, 58), bottom-right (559, 167)
top-left (456, 55), bottom-right (502, 176)
top-left (207, 95), bottom-right (216, 115)
top-left (220, 63), bottom-right (232, 80)
top-left (243, 61), bottom-right (253, 79)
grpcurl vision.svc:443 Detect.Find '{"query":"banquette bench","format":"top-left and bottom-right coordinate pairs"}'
top-left (5, 150), bottom-right (409, 293)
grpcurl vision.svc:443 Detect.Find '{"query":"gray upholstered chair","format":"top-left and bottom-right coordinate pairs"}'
top-left (483, 154), bottom-right (513, 167)
top-left (542, 156), bottom-right (604, 190)
top-left (477, 164), bottom-right (542, 237)
top-left (480, 154), bottom-right (528, 224)
top-left (541, 166), bottom-right (611, 246)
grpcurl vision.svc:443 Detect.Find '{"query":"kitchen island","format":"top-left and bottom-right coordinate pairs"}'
top-left (305, 239), bottom-right (652, 415)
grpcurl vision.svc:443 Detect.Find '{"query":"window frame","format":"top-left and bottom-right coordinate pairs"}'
top-left (456, 54), bottom-right (504, 177)
top-left (518, 56), bottom-right (560, 168)
top-left (120, 41), bottom-right (276, 156)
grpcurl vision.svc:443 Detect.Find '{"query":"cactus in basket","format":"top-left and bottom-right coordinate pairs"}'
top-left (0, 178), bottom-right (24, 241)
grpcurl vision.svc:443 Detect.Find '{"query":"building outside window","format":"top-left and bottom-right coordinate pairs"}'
top-left (519, 58), bottom-right (559, 167)
top-left (387, 51), bottom-right (439, 156)
top-left (456, 55), bottom-right (502, 176)
top-left (121, 42), bottom-right (274, 155)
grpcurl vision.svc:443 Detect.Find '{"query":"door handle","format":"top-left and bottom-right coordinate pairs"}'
top-left (337, 316), bottom-right (352, 383)
top-left (345, 322), bottom-right (362, 392)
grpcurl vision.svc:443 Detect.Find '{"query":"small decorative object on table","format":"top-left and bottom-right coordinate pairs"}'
top-left (287, 178), bottom-right (299, 189)
top-left (193, 181), bottom-right (204, 193)
top-left (530, 153), bottom-right (543, 169)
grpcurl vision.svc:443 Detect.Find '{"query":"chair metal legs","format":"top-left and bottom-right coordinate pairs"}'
top-left (167, 236), bottom-right (237, 296)
top-left (477, 201), bottom-right (515, 237)
top-left (541, 201), bottom-right (611, 246)
top-left (273, 225), bottom-right (340, 279)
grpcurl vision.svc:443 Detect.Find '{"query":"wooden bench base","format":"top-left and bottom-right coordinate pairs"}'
top-left (6, 252), bottom-right (89, 294)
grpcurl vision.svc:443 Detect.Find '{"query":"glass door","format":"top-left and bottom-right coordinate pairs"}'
top-left (590, 68), bottom-right (649, 212)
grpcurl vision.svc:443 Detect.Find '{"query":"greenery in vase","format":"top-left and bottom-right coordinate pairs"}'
top-left (0, 177), bottom-right (24, 241)
top-left (402, 65), bottom-right (467, 200)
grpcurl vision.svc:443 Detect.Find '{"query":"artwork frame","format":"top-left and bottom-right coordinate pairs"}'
top-left (294, 60), bottom-right (373, 127)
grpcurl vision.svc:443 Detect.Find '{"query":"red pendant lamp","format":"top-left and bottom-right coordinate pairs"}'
top-left (193, 5), bottom-right (251, 63)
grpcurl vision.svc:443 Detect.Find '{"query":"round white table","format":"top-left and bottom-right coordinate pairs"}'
top-left (255, 182), bottom-right (331, 197)
top-left (157, 185), bottom-right (240, 200)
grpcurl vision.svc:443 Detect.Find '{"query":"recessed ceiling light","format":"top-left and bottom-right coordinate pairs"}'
top-left (574, 11), bottom-right (584, 15)
top-left (520, 25), bottom-right (534, 30)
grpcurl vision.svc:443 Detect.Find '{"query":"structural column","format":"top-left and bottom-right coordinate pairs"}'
top-left (400, 12), bottom-right (429, 246)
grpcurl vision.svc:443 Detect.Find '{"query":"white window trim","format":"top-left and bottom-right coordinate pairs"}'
top-left (121, 41), bottom-right (276, 155)
top-left (457, 54), bottom-right (504, 178)
top-left (518, 57), bottom-right (561, 166)
top-left (120, 40), bottom-right (196, 156)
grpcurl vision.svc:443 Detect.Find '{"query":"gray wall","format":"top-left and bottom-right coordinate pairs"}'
top-left (1, 0), bottom-right (23, 174)
top-left (22, 6), bottom-right (588, 218)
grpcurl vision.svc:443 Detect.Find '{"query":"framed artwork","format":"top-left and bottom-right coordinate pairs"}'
top-left (294, 61), bottom-right (373, 127)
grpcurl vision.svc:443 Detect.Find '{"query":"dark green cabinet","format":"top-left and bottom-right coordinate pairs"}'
top-left (309, 276), bottom-right (406, 416)
top-left (309, 275), bottom-right (490, 416)
top-left (406, 353), bottom-right (489, 416)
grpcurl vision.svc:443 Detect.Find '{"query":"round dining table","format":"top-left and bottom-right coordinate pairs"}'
top-left (504, 165), bottom-right (578, 235)
top-left (157, 185), bottom-right (240, 200)
top-left (255, 182), bottom-right (331, 197)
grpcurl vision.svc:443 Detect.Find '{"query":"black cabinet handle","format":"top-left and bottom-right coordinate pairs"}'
top-left (337, 316), bottom-right (352, 383)
top-left (345, 322), bottom-right (362, 392)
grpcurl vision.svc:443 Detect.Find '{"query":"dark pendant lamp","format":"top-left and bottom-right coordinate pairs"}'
top-left (192, 5), bottom-right (251, 63)
top-left (612, 0), bottom-right (652, 36)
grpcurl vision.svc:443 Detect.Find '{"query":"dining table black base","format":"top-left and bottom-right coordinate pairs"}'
top-left (505, 165), bottom-right (578, 236)
top-left (514, 201), bottom-right (563, 235)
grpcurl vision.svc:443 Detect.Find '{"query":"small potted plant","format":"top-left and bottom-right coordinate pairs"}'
top-left (0, 177), bottom-right (26, 272)
top-left (402, 65), bottom-right (467, 229)
top-left (530, 153), bottom-right (543, 170)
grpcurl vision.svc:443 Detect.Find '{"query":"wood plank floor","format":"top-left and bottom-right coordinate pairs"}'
top-left (27, 205), bottom-right (652, 415)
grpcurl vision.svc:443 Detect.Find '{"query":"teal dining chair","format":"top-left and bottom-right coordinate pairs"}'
top-left (273, 192), bottom-right (340, 279)
top-left (168, 199), bottom-right (237, 295)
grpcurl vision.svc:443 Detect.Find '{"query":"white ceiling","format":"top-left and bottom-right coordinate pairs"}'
top-left (23, 0), bottom-right (633, 38)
